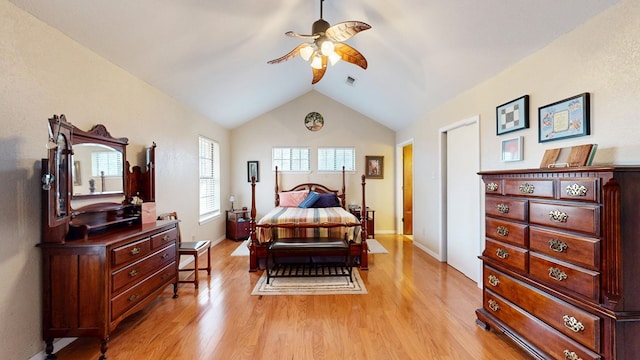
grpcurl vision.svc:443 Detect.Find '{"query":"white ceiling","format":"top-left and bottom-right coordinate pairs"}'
top-left (10, 0), bottom-right (618, 131)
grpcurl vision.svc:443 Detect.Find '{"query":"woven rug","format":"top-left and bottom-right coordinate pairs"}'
top-left (251, 269), bottom-right (367, 295)
top-left (231, 239), bottom-right (388, 256)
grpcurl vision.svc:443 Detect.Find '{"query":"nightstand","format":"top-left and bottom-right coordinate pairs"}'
top-left (348, 206), bottom-right (375, 238)
top-left (226, 209), bottom-right (250, 241)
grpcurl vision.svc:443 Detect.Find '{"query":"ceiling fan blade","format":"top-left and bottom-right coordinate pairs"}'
top-left (325, 21), bottom-right (371, 42)
top-left (286, 31), bottom-right (320, 39)
top-left (334, 43), bottom-right (368, 69)
top-left (267, 43), bottom-right (310, 64)
top-left (311, 56), bottom-right (328, 84)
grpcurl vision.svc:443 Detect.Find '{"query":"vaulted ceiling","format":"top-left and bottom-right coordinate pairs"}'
top-left (10, 0), bottom-right (618, 131)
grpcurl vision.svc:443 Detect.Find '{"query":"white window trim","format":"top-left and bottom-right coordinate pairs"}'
top-left (198, 136), bottom-right (220, 223)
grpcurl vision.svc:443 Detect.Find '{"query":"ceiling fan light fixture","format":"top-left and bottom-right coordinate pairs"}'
top-left (310, 55), bottom-right (324, 69)
top-left (320, 39), bottom-right (335, 56)
top-left (328, 52), bottom-right (341, 66)
top-left (300, 44), bottom-right (314, 61)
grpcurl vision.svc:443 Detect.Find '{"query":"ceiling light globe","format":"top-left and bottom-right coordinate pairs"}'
top-left (300, 45), bottom-right (314, 61)
top-left (310, 55), bottom-right (323, 69)
top-left (320, 40), bottom-right (335, 56)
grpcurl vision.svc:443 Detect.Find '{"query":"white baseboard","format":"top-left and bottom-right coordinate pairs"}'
top-left (29, 337), bottom-right (77, 360)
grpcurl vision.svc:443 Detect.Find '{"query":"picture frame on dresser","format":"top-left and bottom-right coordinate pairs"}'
top-left (538, 92), bottom-right (590, 143)
top-left (496, 95), bottom-right (529, 135)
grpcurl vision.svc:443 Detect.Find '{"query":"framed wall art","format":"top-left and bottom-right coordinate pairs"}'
top-left (247, 161), bottom-right (259, 182)
top-left (496, 95), bottom-right (529, 135)
top-left (365, 156), bottom-right (383, 179)
top-left (538, 92), bottom-right (590, 143)
top-left (501, 136), bottom-right (523, 162)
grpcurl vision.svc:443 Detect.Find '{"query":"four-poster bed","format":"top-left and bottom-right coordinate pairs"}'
top-left (247, 167), bottom-right (369, 272)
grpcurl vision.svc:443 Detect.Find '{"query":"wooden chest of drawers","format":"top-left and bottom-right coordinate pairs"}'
top-left (476, 167), bottom-right (640, 359)
top-left (39, 220), bottom-right (179, 358)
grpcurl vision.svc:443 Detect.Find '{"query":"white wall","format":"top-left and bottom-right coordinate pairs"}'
top-left (397, 0), bottom-right (640, 256)
top-left (0, 1), bottom-right (230, 358)
top-left (230, 91), bottom-right (396, 233)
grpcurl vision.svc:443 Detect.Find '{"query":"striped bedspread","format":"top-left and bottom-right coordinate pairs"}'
top-left (256, 206), bottom-right (361, 243)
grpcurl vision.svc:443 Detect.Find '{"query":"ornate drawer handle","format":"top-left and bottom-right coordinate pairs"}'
top-left (496, 226), bottom-right (509, 237)
top-left (129, 269), bottom-right (138, 277)
top-left (128, 293), bottom-right (140, 302)
top-left (548, 267), bottom-right (568, 281)
top-left (563, 350), bottom-right (583, 360)
top-left (496, 248), bottom-right (509, 259)
top-left (130, 247), bottom-right (141, 255)
top-left (488, 299), bottom-right (500, 312)
top-left (161, 273), bottom-right (171, 280)
top-left (486, 182), bottom-right (499, 192)
top-left (162, 253), bottom-right (170, 259)
top-left (163, 234), bottom-right (170, 242)
top-left (549, 210), bottom-right (568, 223)
top-left (519, 183), bottom-right (535, 194)
top-left (549, 238), bottom-right (568, 253)
top-left (496, 203), bottom-right (509, 214)
top-left (488, 274), bottom-right (500, 287)
top-left (562, 315), bottom-right (585, 333)
top-left (566, 184), bottom-right (588, 197)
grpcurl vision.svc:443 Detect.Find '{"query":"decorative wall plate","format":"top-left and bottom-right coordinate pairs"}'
top-left (304, 112), bottom-right (324, 131)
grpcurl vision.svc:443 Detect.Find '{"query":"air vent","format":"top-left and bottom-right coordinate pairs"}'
top-left (345, 76), bottom-right (357, 86)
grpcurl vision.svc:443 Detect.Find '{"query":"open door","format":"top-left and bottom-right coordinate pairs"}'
top-left (402, 144), bottom-right (413, 235)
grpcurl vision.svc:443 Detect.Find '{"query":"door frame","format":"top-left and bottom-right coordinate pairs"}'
top-left (395, 138), bottom-right (414, 235)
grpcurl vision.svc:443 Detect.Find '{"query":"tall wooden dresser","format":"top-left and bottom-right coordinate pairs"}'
top-left (476, 167), bottom-right (640, 360)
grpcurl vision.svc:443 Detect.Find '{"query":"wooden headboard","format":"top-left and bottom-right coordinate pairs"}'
top-left (274, 167), bottom-right (347, 209)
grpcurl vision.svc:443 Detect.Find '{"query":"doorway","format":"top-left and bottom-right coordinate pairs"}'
top-left (402, 143), bottom-right (413, 235)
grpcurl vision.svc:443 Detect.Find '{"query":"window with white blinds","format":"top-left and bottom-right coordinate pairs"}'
top-left (272, 147), bottom-right (311, 172)
top-left (91, 151), bottom-right (123, 177)
top-left (199, 136), bottom-right (220, 222)
top-left (317, 147), bottom-right (356, 172)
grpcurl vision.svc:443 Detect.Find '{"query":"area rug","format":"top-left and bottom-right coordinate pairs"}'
top-left (251, 269), bottom-right (367, 295)
top-left (231, 239), bottom-right (388, 256)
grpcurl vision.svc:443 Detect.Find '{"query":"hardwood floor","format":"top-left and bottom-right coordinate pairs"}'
top-left (53, 235), bottom-right (530, 359)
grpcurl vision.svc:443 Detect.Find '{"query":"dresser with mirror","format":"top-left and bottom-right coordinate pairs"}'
top-left (39, 114), bottom-right (179, 360)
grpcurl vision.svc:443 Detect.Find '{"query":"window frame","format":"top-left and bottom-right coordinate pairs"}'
top-left (271, 147), bottom-right (311, 172)
top-left (317, 146), bottom-right (356, 172)
top-left (198, 136), bottom-right (220, 223)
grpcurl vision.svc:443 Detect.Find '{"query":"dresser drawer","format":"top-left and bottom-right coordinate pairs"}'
top-left (504, 179), bottom-right (554, 198)
top-left (483, 179), bottom-right (502, 194)
top-left (560, 178), bottom-right (599, 203)
top-left (529, 253), bottom-right (600, 302)
top-left (485, 218), bottom-right (528, 247)
top-left (529, 201), bottom-right (600, 236)
top-left (530, 227), bottom-right (600, 271)
top-left (112, 244), bottom-right (176, 294)
top-left (111, 262), bottom-right (176, 321)
top-left (483, 238), bottom-right (528, 272)
top-left (483, 266), bottom-right (601, 351)
top-left (112, 238), bottom-right (152, 267)
top-left (151, 228), bottom-right (178, 250)
top-left (485, 196), bottom-right (527, 222)
top-left (483, 290), bottom-right (601, 360)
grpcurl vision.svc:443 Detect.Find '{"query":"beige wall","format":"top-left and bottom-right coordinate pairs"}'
top-left (0, 2), bottom-right (230, 358)
top-left (230, 91), bottom-right (396, 232)
top-left (396, 0), bottom-right (640, 256)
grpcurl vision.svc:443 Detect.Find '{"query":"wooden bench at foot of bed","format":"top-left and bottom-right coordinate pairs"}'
top-left (267, 237), bottom-right (352, 284)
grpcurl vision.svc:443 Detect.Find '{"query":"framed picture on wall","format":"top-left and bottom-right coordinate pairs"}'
top-left (247, 161), bottom-right (259, 182)
top-left (501, 136), bottom-right (523, 162)
top-left (496, 95), bottom-right (529, 135)
top-left (538, 92), bottom-right (590, 143)
top-left (365, 156), bottom-right (384, 179)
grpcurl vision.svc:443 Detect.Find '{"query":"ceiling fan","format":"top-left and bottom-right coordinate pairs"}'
top-left (267, 0), bottom-right (371, 84)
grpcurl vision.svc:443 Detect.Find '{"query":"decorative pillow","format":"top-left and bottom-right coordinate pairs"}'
top-left (279, 190), bottom-right (308, 207)
top-left (298, 191), bottom-right (321, 208)
top-left (311, 193), bottom-right (341, 208)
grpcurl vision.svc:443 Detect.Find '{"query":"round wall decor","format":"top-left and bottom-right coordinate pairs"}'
top-left (304, 112), bottom-right (324, 131)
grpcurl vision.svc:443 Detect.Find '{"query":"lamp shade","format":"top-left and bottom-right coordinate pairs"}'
top-left (229, 195), bottom-right (235, 203)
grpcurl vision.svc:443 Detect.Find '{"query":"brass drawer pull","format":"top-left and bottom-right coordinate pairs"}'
top-left (488, 299), bottom-right (500, 312)
top-left (129, 269), bottom-right (138, 277)
top-left (563, 350), bottom-right (583, 360)
top-left (496, 226), bottom-right (509, 237)
top-left (519, 183), bottom-right (535, 194)
top-left (549, 238), bottom-right (568, 253)
top-left (496, 203), bottom-right (509, 214)
top-left (549, 267), bottom-right (568, 281)
top-left (566, 184), bottom-right (588, 197)
top-left (488, 274), bottom-right (500, 287)
top-left (128, 293), bottom-right (139, 302)
top-left (562, 315), bottom-right (585, 333)
top-left (162, 253), bottom-right (170, 259)
top-left (496, 248), bottom-right (509, 259)
top-left (486, 182), bottom-right (499, 192)
top-left (163, 234), bottom-right (170, 242)
top-left (549, 210), bottom-right (568, 223)
top-left (130, 247), bottom-right (141, 255)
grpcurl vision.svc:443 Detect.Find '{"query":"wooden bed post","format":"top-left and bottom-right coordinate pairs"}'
top-left (249, 176), bottom-right (259, 271)
top-left (274, 166), bottom-right (279, 207)
top-left (360, 174), bottom-right (369, 270)
top-left (341, 166), bottom-right (346, 209)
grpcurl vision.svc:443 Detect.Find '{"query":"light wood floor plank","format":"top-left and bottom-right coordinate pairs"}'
top-left (52, 235), bottom-right (529, 359)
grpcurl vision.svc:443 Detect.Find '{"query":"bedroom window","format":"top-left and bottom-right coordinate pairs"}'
top-left (199, 136), bottom-right (220, 222)
top-left (272, 147), bottom-right (311, 172)
top-left (317, 147), bottom-right (355, 172)
top-left (91, 150), bottom-right (123, 177)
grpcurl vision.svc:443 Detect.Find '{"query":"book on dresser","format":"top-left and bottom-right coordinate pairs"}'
top-left (476, 166), bottom-right (640, 360)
